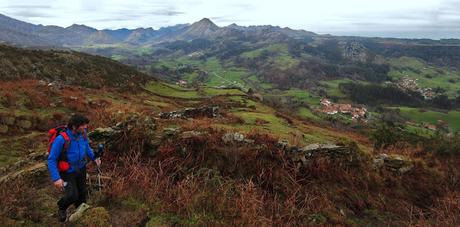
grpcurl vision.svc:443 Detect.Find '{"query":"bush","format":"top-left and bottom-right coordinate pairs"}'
top-left (79, 207), bottom-right (111, 227)
top-left (425, 133), bottom-right (460, 156)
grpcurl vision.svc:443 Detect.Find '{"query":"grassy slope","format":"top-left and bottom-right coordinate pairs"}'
top-left (241, 43), bottom-right (299, 70)
top-left (144, 79), bottom-right (363, 146)
top-left (392, 106), bottom-right (460, 131)
top-left (0, 44), bottom-right (149, 88)
top-left (154, 57), bottom-right (250, 89)
top-left (388, 57), bottom-right (460, 98)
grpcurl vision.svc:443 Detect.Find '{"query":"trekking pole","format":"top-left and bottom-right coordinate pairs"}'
top-left (95, 143), bottom-right (104, 191)
top-left (96, 165), bottom-right (102, 191)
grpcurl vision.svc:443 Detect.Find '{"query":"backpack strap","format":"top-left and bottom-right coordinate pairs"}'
top-left (59, 132), bottom-right (71, 161)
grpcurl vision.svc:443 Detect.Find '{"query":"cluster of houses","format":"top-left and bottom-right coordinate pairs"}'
top-left (320, 98), bottom-right (368, 121)
top-left (176, 80), bottom-right (188, 87)
top-left (407, 120), bottom-right (449, 131)
top-left (396, 76), bottom-right (435, 99)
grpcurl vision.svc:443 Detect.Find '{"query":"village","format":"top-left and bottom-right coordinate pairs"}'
top-left (395, 76), bottom-right (436, 99)
top-left (319, 98), bottom-right (368, 121)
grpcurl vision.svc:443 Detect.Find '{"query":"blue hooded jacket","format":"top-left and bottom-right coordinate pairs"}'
top-left (47, 128), bottom-right (96, 182)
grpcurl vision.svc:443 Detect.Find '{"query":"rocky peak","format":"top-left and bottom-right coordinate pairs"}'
top-left (341, 41), bottom-right (368, 63)
top-left (227, 23), bottom-right (244, 30)
top-left (185, 18), bottom-right (219, 36)
top-left (193, 18), bottom-right (218, 29)
top-left (66, 24), bottom-right (97, 33)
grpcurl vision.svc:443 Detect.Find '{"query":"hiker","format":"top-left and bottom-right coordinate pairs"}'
top-left (47, 114), bottom-right (101, 222)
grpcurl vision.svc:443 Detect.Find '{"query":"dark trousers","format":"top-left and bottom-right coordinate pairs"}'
top-left (57, 167), bottom-right (87, 210)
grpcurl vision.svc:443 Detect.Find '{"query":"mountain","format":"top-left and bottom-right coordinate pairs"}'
top-left (0, 14), bottom-right (56, 46)
top-left (180, 18), bottom-right (219, 38)
top-left (125, 27), bottom-right (156, 44)
top-left (101, 28), bottom-right (132, 42)
top-left (0, 14), bottom-right (317, 46)
top-left (0, 13), bottom-right (41, 34)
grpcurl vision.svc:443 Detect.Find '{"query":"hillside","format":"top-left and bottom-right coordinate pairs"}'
top-left (0, 45), bottom-right (151, 89)
top-left (108, 37), bottom-right (460, 135)
top-left (0, 45), bottom-right (459, 226)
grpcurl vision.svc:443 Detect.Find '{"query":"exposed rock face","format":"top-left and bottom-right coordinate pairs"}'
top-left (278, 140), bottom-right (360, 167)
top-left (341, 41), bottom-right (368, 63)
top-left (301, 144), bottom-right (353, 158)
top-left (222, 132), bottom-right (254, 144)
top-left (89, 115), bottom-right (157, 152)
top-left (373, 154), bottom-right (414, 174)
top-left (180, 130), bottom-right (204, 139)
top-left (159, 106), bottom-right (219, 119)
top-left (90, 127), bottom-right (120, 141)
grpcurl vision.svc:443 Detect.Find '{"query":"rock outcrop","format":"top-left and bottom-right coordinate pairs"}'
top-left (373, 154), bottom-right (414, 174)
top-left (0, 152), bottom-right (47, 184)
top-left (0, 114), bottom-right (49, 134)
top-left (277, 140), bottom-right (361, 168)
top-left (159, 106), bottom-right (218, 119)
top-left (69, 203), bottom-right (91, 222)
top-left (89, 115), bottom-right (157, 153)
top-left (222, 132), bottom-right (254, 144)
top-left (341, 41), bottom-right (368, 63)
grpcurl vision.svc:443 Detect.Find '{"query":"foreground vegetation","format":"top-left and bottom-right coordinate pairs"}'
top-left (1, 76), bottom-right (460, 226)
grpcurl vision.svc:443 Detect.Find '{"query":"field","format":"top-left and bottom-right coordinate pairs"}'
top-left (391, 106), bottom-right (460, 131)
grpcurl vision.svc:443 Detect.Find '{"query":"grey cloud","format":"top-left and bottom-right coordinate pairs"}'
top-left (1, 5), bottom-right (53, 9)
top-left (112, 5), bottom-right (185, 18)
top-left (9, 10), bottom-right (54, 18)
top-left (154, 10), bottom-right (185, 16)
top-left (1, 3), bottom-right (57, 19)
top-left (332, 2), bottom-right (460, 34)
top-left (209, 16), bottom-right (249, 23)
top-left (149, 5), bottom-right (186, 16)
top-left (82, 17), bottom-right (135, 23)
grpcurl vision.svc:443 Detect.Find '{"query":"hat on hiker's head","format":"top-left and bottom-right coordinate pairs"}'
top-left (68, 114), bottom-right (89, 130)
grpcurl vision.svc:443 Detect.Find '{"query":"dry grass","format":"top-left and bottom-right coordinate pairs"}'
top-left (95, 127), bottom-right (460, 226)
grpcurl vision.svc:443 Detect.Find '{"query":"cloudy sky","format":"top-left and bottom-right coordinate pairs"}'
top-left (1, 0), bottom-right (459, 39)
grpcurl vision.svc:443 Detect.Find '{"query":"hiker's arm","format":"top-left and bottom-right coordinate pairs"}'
top-left (86, 142), bottom-right (101, 166)
top-left (47, 136), bottom-right (64, 182)
top-left (85, 140), bottom-right (96, 161)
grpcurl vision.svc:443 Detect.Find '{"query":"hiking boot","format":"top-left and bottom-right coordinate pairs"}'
top-left (58, 209), bottom-right (67, 222)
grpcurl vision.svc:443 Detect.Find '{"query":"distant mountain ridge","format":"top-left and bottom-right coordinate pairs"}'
top-left (0, 13), bottom-right (316, 47)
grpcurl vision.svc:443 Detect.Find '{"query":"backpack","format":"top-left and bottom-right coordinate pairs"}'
top-left (47, 125), bottom-right (71, 172)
